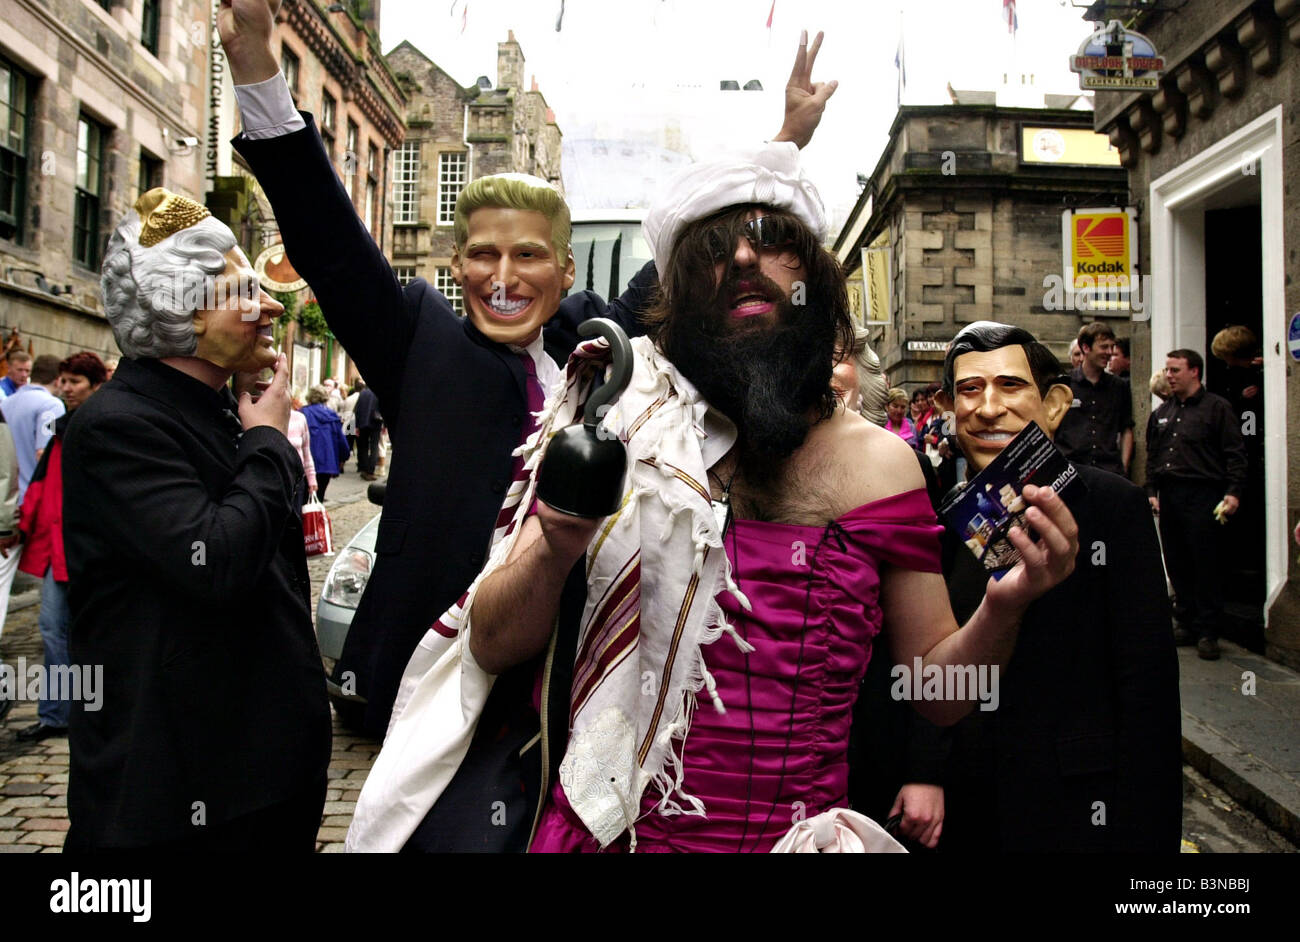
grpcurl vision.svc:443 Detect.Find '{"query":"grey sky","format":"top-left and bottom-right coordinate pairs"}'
top-left (380, 0), bottom-right (1103, 228)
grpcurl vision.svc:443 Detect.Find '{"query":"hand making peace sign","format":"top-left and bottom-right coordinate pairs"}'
top-left (775, 30), bottom-right (839, 149)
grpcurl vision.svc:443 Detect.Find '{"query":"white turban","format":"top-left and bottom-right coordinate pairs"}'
top-left (642, 141), bottom-right (827, 277)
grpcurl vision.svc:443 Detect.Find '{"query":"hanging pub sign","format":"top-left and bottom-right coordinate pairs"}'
top-left (254, 242), bottom-right (308, 292)
top-left (1070, 20), bottom-right (1164, 91)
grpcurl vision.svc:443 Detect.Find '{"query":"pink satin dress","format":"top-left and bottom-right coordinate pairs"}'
top-left (529, 488), bottom-right (943, 853)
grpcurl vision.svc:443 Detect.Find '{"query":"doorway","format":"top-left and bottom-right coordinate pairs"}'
top-left (1149, 105), bottom-right (1287, 631)
top-left (1203, 202), bottom-right (1264, 651)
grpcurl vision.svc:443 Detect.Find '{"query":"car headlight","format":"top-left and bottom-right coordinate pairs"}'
top-left (321, 547), bottom-right (373, 608)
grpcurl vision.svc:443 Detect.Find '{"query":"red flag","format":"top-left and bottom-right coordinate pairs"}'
top-left (766, 0), bottom-right (775, 29)
top-left (1002, 0), bottom-right (1017, 34)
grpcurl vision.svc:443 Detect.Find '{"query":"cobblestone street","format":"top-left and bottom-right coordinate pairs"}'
top-left (0, 471), bottom-right (384, 853)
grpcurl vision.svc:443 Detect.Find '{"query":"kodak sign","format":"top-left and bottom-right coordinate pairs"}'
top-left (1069, 210), bottom-right (1132, 290)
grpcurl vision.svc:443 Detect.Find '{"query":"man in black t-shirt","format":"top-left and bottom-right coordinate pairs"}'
top-left (1055, 322), bottom-right (1133, 477)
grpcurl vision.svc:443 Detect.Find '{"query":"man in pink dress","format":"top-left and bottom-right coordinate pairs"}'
top-left (461, 146), bottom-right (1081, 853)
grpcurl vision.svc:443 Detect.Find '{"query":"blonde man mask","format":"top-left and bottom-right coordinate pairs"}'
top-left (450, 174), bottom-right (576, 346)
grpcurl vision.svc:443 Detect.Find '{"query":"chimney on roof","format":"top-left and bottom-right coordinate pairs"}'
top-left (498, 31), bottom-right (525, 90)
top-left (531, 75), bottom-right (538, 92)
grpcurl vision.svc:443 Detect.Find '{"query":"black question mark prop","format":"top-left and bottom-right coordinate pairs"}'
top-left (579, 317), bottom-right (634, 432)
top-left (534, 318), bottom-right (634, 517)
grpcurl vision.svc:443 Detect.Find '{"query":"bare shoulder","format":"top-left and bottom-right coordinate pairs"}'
top-left (798, 408), bottom-right (926, 517)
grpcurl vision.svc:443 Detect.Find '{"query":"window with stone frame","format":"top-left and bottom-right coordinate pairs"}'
top-left (138, 149), bottom-right (163, 199)
top-left (320, 92), bottom-right (336, 160)
top-left (281, 47), bottom-right (300, 97)
top-left (437, 152), bottom-right (466, 227)
top-left (392, 139), bottom-right (420, 224)
top-left (0, 56), bottom-right (30, 243)
top-left (366, 143), bottom-right (380, 234)
top-left (393, 266), bottom-right (416, 286)
top-left (434, 266), bottom-right (462, 314)
top-left (344, 120), bottom-right (358, 199)
top-left (141, 0), bottom-right (161, 56)
top-left (74, 114), bottom-right (106, 269)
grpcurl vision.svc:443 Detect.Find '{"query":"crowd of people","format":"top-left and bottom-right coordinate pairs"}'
top-left (0, 4), bottom-right (1261, 856)
top-left (0, 349), bottom-right (114, 731)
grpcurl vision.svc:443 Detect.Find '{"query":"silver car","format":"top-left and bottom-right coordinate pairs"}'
top-left (317, 487), bottom-right (383, 730)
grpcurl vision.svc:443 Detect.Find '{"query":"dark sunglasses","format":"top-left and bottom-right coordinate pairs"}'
top-left (706, 215), bottom-right (798, 261)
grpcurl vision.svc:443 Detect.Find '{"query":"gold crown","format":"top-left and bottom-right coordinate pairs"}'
top-left (135, 188), bottom-right (211, 247)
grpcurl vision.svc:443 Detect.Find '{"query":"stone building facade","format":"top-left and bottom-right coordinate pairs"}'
top-left (833, 104), bottom-right (1127, 388)
top-left (1086, 0), bottom-right (1299, 665)
top-left (385, 31), bottom-right (562, 312)
top-left (0, 0), bottom-right (210, 361)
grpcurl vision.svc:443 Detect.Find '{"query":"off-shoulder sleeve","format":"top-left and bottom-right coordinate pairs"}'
top-left (837, 488), bottom-right (943, 574)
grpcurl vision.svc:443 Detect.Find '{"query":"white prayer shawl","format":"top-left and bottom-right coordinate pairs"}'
top-left (347, 336), bottom-right (741, 852)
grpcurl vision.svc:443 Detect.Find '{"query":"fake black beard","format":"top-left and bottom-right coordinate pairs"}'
top-left (662, 293), bottom-right (837, 485)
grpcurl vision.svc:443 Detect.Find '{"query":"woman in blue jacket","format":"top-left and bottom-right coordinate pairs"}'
top-left (301, 385), bottom-right (350, 500)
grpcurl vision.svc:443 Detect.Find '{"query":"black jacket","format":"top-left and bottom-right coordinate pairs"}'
top-left (939, 464), bottom-right (1182, 852)
top-left (232, 115), bottom-right (655, 738)
top-left (61, 358), bottom-right (331, 848)
top-left (354, 387), bottom-right (382, 431)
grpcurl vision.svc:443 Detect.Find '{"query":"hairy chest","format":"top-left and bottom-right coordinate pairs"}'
top-left (710, 442), bottom-right (852, 527)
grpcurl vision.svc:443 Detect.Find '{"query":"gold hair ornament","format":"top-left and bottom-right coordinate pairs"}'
top-left (135, 188), bottom-right (211, 247)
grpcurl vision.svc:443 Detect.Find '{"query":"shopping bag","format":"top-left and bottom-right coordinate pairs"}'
top-left (303, 494), bottom-right (334, 557)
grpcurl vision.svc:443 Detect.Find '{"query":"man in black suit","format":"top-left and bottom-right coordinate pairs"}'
top-left (933, 321), bottom-right (1181, 852)
top-left (220, 5), bottom-right (645, 744)
top-left (353, 384), bottom-right (382, 481)
top-left (63, 189), bottom-right (331, 850)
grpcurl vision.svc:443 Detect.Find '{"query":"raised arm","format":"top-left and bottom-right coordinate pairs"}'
top-left (219, 0), bottom-right (418, 415)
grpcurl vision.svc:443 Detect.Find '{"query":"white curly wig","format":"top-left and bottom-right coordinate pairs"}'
top-left (101, 212), bottom-right (238, 359)
top-left (846, 326), bottom-right (888, 427)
